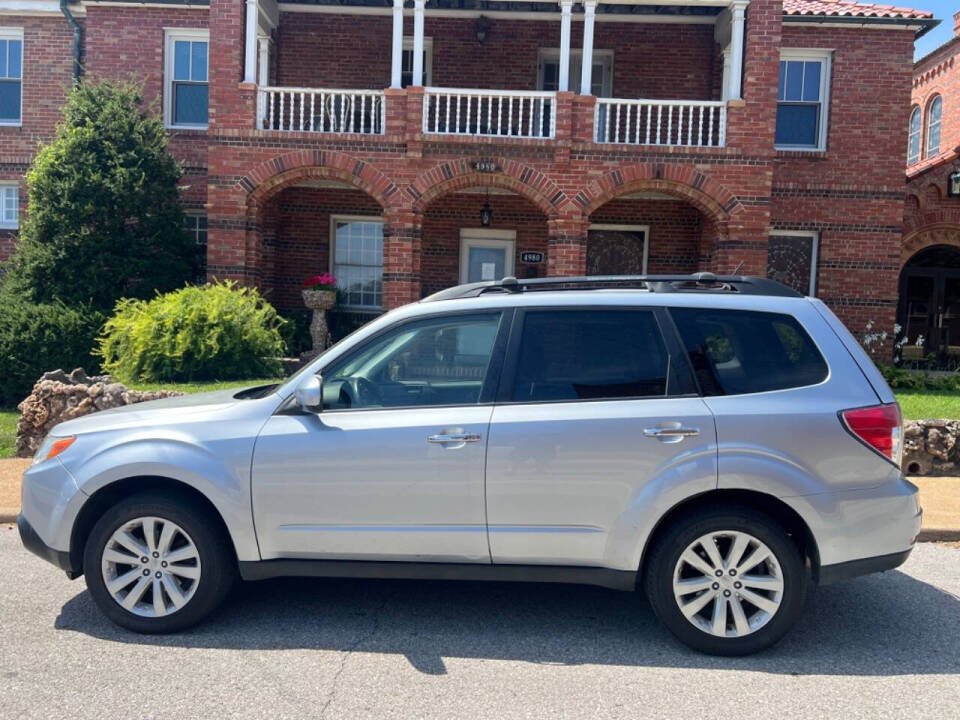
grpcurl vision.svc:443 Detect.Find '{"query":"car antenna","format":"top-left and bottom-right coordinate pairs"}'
top-left (732, 260), bottom-right (745, 275)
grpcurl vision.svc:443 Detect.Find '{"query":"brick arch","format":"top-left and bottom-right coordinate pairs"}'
top-left (578, 165), bottom-right (741, 225)
top-left (238, 150), bottom-right (401, 211)
top-left (902, 211), bottom-right (960, 265)
top-left (408, 159), bottom-right (566, 219)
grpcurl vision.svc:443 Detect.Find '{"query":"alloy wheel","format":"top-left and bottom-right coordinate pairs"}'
top-left (100, 516), bottom-right (202, 618)
top-left (672, 530), bottom-right (784, 638)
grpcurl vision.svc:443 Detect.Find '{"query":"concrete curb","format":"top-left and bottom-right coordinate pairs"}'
top-left (0, 510), bottom-right (18, 524)
top-left (918, 528), bottom-right (960, 543)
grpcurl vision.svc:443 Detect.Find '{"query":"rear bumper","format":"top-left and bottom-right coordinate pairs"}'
top-left (817, 547), bottom-right (913, 585)
top-left (18, 513), bottom-right (78, 577)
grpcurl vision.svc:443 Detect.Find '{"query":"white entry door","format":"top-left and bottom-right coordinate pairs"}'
top-left (460, 230), bottom-right (516, 283)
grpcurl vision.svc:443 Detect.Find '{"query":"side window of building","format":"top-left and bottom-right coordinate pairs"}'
top-left (0, 183), bottom-right (17, 229)
top-left (907, 106), bottom-right (921, 165)
top-left (0, 30), bottom-right (22, 126)
top-left (165, 30), bottom-right (209, 128)
top-left (400, 38), bottom-right (432, 88)
top-left (925, 95), bottom-right (941, 158)
top-left (775, 51), bottom-right (831, 151)
top-left (767, 231), bottom-right (819, 296)
top-left (670, 308), bottom-right (828, 396)
top-left (331, 216), bottom-right (384, 311)
top-left (511, 310), bottom-right (684, 402)
top-left (185, 213), bottom-right (207, 282)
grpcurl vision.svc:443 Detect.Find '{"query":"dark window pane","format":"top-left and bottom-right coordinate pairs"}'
top-left (8, 40), bottom-right (20, 79)
top-left (670, 308), bottom-right (827, 396)
top-left (191, 41), bottom-right (207, 81)
top-left (512, 310), bottom-right (671, 402)
top-left (768, 235), bottom-right (814, 295)
top-left (174, 40), bottom-right (190, 81)
top-left (777, 60), bottom-right (786, 101)
top-left (802, 61), bottom-right (820, 102)
top-left (784, 61), bottom-right (804, 101)
top-left (775, 104), bottom-right (818, 146)
top-left (0, 40), bottom-right (7, 78)
top-left (0, 80), bottom-right (21, 121)
top-left (174, 83), bottom-right (208, 125)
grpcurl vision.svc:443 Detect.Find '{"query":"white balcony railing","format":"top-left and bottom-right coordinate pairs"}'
top-left (595, 99), bottom-right (726, 147)
top-left (258, 87), bottom-right (386, 134)
top-left (423, 88), bottom-right (556, 139)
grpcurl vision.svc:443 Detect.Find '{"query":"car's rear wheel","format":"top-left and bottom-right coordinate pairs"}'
top-left (644, 506), bottom-right (807, 655)
top-left (83, 492), bottom-right (236, 633)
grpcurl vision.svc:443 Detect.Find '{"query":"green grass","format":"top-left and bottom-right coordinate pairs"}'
top-left (895, 390), bottom-right (960, 421)
top-left (0, 378), bottom-right (284, 460)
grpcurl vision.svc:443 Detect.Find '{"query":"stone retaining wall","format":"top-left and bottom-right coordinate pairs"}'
top-left (904, 420), bottom-right (960, 476)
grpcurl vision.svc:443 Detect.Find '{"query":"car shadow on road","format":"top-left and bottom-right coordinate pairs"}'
top-left (55, 568), bottom-right (960, 676)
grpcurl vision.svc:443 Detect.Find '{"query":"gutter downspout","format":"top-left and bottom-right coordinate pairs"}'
top-left (59, 0), bottom-right (81, 85)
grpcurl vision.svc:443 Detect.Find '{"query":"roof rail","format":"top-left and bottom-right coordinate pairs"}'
top-left (422, 273), bottom-right (802, 302)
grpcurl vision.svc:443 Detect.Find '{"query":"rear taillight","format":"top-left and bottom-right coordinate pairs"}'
top-left (840, 403), bottom-right (902, 466)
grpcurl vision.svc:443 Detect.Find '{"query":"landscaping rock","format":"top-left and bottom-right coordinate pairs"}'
top-left (15, 369), bottom-right (183, 458)
top-left (903, 419), bottom-right (960, 476)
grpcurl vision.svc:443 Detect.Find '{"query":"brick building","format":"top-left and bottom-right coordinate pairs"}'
top-left (0, 0), bottom-right (938, 338)
top-left (901, 11), bottom-right (960, 366)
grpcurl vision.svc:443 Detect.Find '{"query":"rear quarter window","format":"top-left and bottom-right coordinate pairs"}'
top-left (670, 308), bottom-right (828, 396)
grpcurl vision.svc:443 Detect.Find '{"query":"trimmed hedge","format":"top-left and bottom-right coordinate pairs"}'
top-left (878, 364), bottom-right (960, 392)
top-left (97, 282), bottom-right (286, 383)
top-left (0, 297), bottom-right (105, 406)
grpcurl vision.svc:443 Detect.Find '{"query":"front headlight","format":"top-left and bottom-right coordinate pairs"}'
top-left (32, 435), bottom-right (76, 466)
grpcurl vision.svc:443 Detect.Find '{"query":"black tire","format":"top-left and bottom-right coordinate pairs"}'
top-left (83, 491), bottom-right (236, 633)
top-left (643, 505), bottom-right (808, 656)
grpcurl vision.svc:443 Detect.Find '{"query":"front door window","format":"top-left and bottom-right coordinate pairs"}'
top-left (897, 245), bottom-right (960, 369)
top-left (460, 234), bottom-right (516, 284)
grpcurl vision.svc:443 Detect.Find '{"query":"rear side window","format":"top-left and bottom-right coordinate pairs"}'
top-left (670, 308), bottom-right (827, 395)
top-left (511, 310), bottom-right (680, 402)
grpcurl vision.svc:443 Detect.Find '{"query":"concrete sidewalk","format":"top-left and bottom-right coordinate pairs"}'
top-left (1, 457), bottom-right (958, 540)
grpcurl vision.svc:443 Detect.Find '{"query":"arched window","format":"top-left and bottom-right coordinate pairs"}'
top-left (908, 106), bottom-right (921, 165)
top-left (926, 95), bottom-right (942, 158)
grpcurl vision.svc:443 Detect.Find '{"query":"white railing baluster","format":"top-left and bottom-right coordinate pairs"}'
top-left (267, 90), bottom-right (274, 130)
top-left (278, 92), bottom-right (285, 131)
top-left (644, 104), bottom-right (650, 144)
top-left (666, 105), bottom-right (673, 146)
top-left (445, 94), bottom-right (451, 134)
top-left (614, 103), bottom-right (621, 143)
top-left (656, 105), bottom-right (662, 144)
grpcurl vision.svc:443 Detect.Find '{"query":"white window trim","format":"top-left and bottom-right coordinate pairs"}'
top-left (329, 214), bottom-right (384, 311)
top-left (769, 229), bottom-right (819, 296)
top-left (924, 95), bottom-right (942, 159)
top-left (587, 224), bottom-right (650, 274)
top-left (537, 48), bottom-right (614, 97)
top-left (401, 36), bottom-right (433, 87)
top-left (163, 28), bottom-right (209, 130)
top-left (907, 105), bottom-right (921, 166)
top-left (775, 49), bottom-right (832, 153)
top-left (459, 228), bottom-right (516, 284)
top-left (0, 27), bottom-right (23, 127)
top-left (0, 182), bottom-right (18, 229)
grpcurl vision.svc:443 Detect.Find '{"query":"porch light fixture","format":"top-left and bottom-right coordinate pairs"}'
top-left (949, 170), bottom-right (960, 197)
top-left (480, 189), bottom-right (493, 227)
top-left (475, 15), bottom-right (492, 43)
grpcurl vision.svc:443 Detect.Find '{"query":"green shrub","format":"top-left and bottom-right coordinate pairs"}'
top-left (277, 308), bottom-right (312, 357)
top-left (0, 295), bottom-right (105, 405)
top-left (97, 282), bottom-right (286, 383)
top-left (877, 363), bottom-right (960, 392)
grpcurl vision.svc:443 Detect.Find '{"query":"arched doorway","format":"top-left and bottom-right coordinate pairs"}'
top-left (898, 245), bottom-right (960, 366)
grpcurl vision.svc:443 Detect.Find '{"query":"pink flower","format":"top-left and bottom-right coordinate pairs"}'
top-left (303, 273), bottom-right (337, 289)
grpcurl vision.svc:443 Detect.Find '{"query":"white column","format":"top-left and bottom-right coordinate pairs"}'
top-left (390, 0), bottom-right (404, 89)
top-left (728, 1), bottom-right (747, 101)
top-left (244, 0), bottom-right (258, 84)
top-left (579, 0), bottom-right (597, 95)
top-left (412, 0), bottom-right (425, 86)
top-left (258, 36), bottom-right (271, 87)
top-left (720, 47), bottom-right (731, 101)
top-left (558, 0), bottom-right (572, 92)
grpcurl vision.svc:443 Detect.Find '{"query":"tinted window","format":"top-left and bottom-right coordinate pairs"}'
top-left (512, 310), bottom-right (674, 402)
top-left (670, 308), bottom-right (827, 395)
top-left (323, 313), bottom-right (501, 409)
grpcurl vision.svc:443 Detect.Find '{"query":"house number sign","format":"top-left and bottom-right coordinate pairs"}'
top-left (471, 159), bottom-right (502, 173)
top-left (520, 251), bottom-right (545, 264)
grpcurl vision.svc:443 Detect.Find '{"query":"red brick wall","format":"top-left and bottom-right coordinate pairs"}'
top-left (275, 14), bottom-right (719, 100)
top-left (910, 25), bottom-right (960, 175)
top-left (0, 16), bottom-right (74, 260)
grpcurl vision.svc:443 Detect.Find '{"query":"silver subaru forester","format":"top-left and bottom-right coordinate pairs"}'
top-left (18, 274), bottom-right (921, 655)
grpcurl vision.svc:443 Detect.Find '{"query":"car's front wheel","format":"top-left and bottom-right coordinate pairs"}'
top-left (83, 492), bottom-right (236, 633)
top-left (644, 506), bottom-right (808, 655)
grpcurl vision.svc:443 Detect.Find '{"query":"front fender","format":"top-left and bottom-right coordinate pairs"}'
top-left (61, 432), bottom-right (260, 562)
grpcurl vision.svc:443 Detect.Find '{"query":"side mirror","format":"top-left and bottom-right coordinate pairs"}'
top-left (294, 374), bottom-right (323, 413)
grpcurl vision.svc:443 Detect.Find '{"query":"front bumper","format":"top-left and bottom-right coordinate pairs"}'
top-left (18, 513), bottom-right (79, 577)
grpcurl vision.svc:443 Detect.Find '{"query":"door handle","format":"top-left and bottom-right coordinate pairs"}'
top-left (428, 433), bottom-right (482, 444)
top-left (643, 427), bottom-right (700, 439)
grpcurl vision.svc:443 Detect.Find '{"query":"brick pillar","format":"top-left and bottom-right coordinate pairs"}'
top-left (547, 216), bottom-right (589, 276)
top-left (205, 180), bottom-right (256, 286)
top-left (711, 207), bottom-right (770, 276)
top-left (382, 209), bottom-right (422, 309)
top-left (209, 0), bottom-right (256, 132)
top-left (404, 86), bottom-right (425, 158)
top-left (571, 94), bottom-right (597, 144)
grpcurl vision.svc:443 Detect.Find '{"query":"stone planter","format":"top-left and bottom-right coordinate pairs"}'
top-left (301, 288), bottom-right (337, 359)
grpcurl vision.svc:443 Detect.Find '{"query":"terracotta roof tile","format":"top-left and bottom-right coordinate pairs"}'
top-left (783, 0), bottom-right (934, 21)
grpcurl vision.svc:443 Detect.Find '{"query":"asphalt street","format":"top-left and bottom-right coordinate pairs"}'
top-left (1, 526), bottom-right (959, 719)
